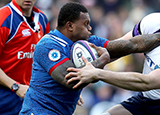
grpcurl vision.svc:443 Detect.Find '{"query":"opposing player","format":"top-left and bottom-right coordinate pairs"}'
top-left (0, 0), bottom-right (50, 114)
top-left (20, 2), bottom-right (160, 115)
top-left (105, 12), bottom-right (160, 115)
top-left (66, 13), bottom-right (160, 115)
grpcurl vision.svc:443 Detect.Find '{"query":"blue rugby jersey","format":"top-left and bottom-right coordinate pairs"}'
top-left (20, 29), bottom-right (109, 115)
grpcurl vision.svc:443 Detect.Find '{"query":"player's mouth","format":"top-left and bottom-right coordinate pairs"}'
top-left (24, 1), bottom-right (32, 5)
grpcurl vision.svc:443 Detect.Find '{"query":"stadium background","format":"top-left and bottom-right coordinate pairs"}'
top-left (1, 0), bottom-right (160, 114)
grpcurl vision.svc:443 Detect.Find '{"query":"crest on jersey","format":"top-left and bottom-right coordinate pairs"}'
top-left (48, 49), bottom-right (61, 62)
top-left (22, 29), bottom-right (31, 37)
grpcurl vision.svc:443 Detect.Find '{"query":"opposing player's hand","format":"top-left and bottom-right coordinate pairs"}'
top-left (65, 57), bottom-right (99, 89)
top-left (16, 84), bottom-right (29, 99)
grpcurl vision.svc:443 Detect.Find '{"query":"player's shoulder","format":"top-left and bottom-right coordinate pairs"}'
top-left (141, 13), bottom-right (160, 24)
top-left (0, 6), bottom-right (12, 26)
top-left (140, 13), bottom-right (160, 34)
top-left (37, 34), bottom-right (63, 51)
top-left (143, 13), bottom-right (160, 19)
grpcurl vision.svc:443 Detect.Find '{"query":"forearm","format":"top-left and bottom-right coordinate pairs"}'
top-left (0, 68), bottom-right (16, 89)
top-left (107, 33), bottom-right (160, 58)
top-left (97, 69), bottom-right (151, 91)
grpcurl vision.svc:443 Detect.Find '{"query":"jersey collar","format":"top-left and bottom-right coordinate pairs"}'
top-left (51, 29), bottom-right (74, 47)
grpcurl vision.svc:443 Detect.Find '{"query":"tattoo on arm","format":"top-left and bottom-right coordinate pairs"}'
top-left (91, 59), bottom-right (102, 68)
top-left (107, 34), bottom-right (160, 58)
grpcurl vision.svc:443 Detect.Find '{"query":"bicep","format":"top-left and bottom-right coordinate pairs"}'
top-left (50, 60), bottom-right (78, 89)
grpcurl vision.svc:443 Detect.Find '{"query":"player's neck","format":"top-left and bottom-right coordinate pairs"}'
top-left (22, 8), bottom-right (33, 17)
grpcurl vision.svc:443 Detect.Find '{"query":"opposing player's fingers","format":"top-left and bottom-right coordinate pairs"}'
top-left (65, 72), bottom-right (78, 79)
top-left (81, 56), bottom-right (88, 64)
top-left (73, 81), bottom-right (82, 89)
top-left (67, 76), bottom-right (79, 84)
top-left (67, 67), bottom-right (80, 72)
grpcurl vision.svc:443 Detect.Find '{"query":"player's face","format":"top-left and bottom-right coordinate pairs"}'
top-left (72, 12), bottom-right (92, 41)
top-left (15, 0), bottom-right (36, 11)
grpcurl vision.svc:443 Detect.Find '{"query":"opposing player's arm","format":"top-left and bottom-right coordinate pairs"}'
top-left (107, 33), bottom-right (160, 58)
top-left (97, 68), bottom-right (160, 91)
top-left (66, 58), bottom-right (160, 90)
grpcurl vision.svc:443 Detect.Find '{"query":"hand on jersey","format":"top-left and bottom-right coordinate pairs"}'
top-left (16, 84), bottom-right (29, 99)
top-left (65, 57), bottom-right (99, 89)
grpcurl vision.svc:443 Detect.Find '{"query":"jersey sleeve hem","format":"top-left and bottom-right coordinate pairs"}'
top-left (103, 40), bottom-right (109, 48)
top-left (49, 58), bottom-right (69, 75)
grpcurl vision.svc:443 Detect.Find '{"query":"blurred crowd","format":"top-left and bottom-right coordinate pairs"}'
top-left (1, 0), bottom-right (160, 115)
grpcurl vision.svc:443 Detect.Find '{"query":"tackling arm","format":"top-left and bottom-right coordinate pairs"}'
top-left (66, 58), bottom-right (160, 91)
top-left (107, 33), bottom-right (160, 58)
top-left (97, 69), bottom-right (160, 91)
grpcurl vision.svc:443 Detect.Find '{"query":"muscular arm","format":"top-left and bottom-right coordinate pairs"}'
top-left (66, 59), bottom-right (160, 91)
top-left (97, 69), bottom-right (160, 91)
top-left (107, 33), bottom-right (160, 58)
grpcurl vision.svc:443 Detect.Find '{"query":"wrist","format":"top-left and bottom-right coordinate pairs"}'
top-left (95, 68), bottom-right (100, 80)
top-left (91, 68), bottom-right (99, 83)
top-left (11, 82), bottom-right (20, 92)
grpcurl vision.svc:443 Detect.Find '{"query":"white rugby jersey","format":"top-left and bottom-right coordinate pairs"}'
top-left (133, 13), bottom-right (160, 99)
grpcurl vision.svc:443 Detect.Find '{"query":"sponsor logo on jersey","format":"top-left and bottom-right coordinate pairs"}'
top-left (48, 49), bottom-right (61, 61)
top-left (145, 54), bottom-right (160, 70)
top-left (17, 44), bottom-right (36, 59)
top-left (22, 29), bottom-right (31, 37)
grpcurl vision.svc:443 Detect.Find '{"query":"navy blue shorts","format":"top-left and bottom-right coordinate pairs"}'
top-left (0, 85), bottom-right (23, 115)
top-left (121, 92), bottom-right (160, 115)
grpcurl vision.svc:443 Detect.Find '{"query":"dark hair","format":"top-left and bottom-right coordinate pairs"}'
top-left (57, 2), bottom-right (88, 28)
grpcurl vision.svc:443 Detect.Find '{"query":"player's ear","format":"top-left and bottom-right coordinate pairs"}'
top-left (66, 21), bottom-right (73, 32)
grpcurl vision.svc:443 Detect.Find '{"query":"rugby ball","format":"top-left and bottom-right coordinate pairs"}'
top-left (70, 40), bottom-right (99, 68)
